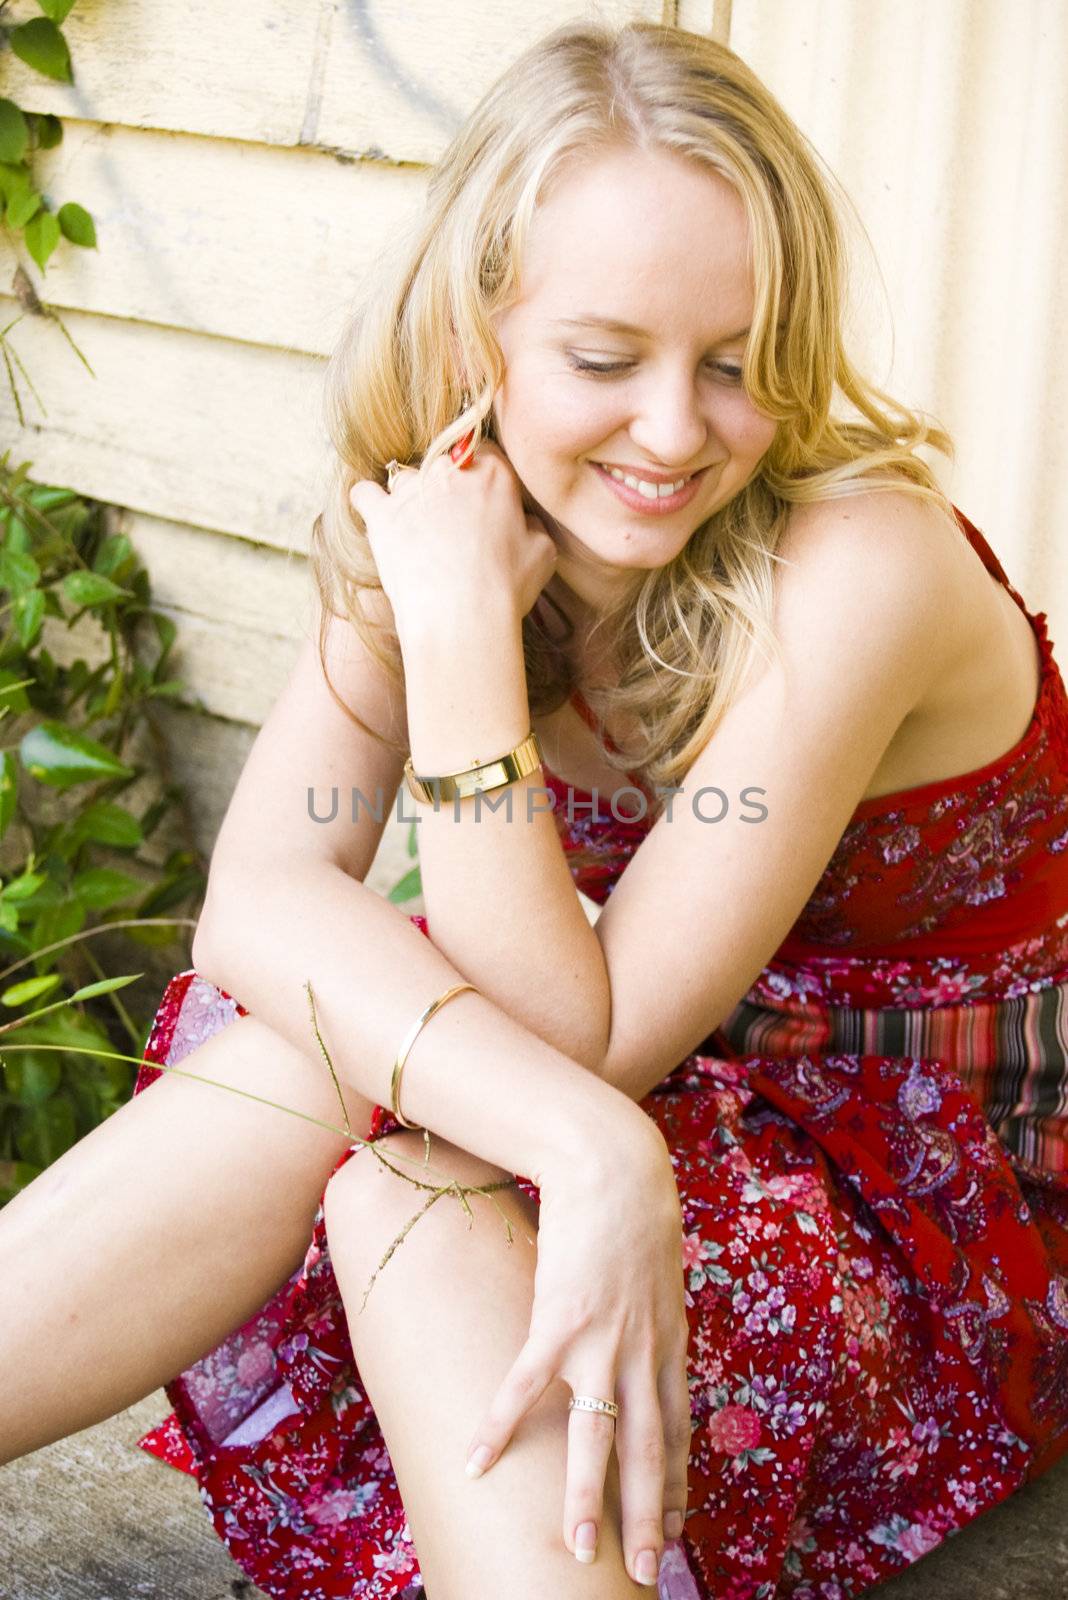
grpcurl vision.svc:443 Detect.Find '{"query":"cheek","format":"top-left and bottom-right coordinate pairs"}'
top-left (531, 396), bottom-right (623, 473)
top-left (500, 372), bottom-right (602, 457)
top-left (720, 397), bottom-right (777, 464)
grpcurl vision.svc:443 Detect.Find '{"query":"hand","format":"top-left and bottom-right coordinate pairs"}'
top-left (464, 1107), bottom-right (691, 1585)
top-left (348, 440), bottom-right (558, 641)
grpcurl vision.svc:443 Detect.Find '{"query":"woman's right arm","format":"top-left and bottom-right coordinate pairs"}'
top-left (190, 592), bottom-right (690, 1579)
top-left (190, 587), bottom-right (628, 1177)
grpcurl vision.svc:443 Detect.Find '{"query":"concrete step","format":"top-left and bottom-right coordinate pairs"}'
top-left (2, 1390), bottom-right (1067, 1597)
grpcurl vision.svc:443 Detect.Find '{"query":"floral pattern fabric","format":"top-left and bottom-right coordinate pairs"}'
top-left (131, 507), bottom-right (1068, 1598)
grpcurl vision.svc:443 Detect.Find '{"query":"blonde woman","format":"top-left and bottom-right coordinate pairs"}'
top-left (4, 18), bottom-right (1068, 1600)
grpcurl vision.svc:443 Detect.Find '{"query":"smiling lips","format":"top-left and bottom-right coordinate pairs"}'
top-left (589, 459), bottom-right (710, 513)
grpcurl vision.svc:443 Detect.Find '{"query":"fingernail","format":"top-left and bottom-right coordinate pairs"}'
top-left (634, 1548), bottom-right (659, 1586)
top-left (465, 1445), bottom-right (492, 1479)
top-left (664, 1510), bottom-right (684, 1540)
top-left (574, 1521), bottom-right (597, 1564)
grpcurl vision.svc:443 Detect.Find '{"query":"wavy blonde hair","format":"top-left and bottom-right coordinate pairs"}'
top-left (310, 17), bottom-right (954, 848)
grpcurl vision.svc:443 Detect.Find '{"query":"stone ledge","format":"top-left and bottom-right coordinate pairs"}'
top-left (3, 1389), bottom-right (1067, 1597)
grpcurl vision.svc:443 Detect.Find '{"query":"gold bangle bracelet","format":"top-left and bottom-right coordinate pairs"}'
top-left (390, 982), bottom-right (479, 1129)
top-left (404, 730), bottom-right (542, 805)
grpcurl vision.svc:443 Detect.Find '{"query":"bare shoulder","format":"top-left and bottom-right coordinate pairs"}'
top-left (768, 487), bottom-right (966, 706)
top-left (777, 486), bottom-right (963, 593)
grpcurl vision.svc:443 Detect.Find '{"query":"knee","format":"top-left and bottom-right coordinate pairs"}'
top-left (322, 1131), bottom-right (526, 1269)
top-left (321, 1131), bottom-right (436, 1255)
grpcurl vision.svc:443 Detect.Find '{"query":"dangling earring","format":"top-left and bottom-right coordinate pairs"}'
top-left (449, 388), bottom-right (478, 469)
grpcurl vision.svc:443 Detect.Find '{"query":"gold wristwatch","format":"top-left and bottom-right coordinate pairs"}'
top-left (403, 729), bottom-right (543, 804)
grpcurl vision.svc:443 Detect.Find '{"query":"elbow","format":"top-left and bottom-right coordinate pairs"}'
top-left (190, 901), bottom-right (227, 987)
top-left (189, 854), bottom-right (244, 985)
top-left (573, 1030), bottom-right (611, 1079)
top-left (584, 977), bottom-right (612, 1079)
top-left (582, 1012), bottom-right (613, 1081)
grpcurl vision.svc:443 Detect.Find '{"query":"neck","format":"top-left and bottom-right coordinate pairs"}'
top-left (535, 580), bottom-right (621, 691)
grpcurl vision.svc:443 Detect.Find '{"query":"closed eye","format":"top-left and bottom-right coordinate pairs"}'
top-left (566, 354), bottom-right (745, 384)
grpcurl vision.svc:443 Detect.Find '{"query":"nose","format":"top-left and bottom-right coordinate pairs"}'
top-left (626, 364), bottom-right (711, 470)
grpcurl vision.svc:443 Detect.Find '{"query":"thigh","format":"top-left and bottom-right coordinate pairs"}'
top-left (0, 1007), bottom-right (378, 1461)
top-left (323, 1134), bottom-right (641, 1600)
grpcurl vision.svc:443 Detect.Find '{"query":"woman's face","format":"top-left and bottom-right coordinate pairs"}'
top-left (490, 144), bottom-right (778, 618)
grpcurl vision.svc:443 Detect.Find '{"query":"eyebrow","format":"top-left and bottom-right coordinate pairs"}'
top-left (550, 314), bottom-right (752, 342)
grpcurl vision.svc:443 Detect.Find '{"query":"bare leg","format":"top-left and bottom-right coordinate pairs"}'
top-left (323, 1133), bottom-right (653, 1599)
top-left (0, 1009), bottom-right (375, 1466)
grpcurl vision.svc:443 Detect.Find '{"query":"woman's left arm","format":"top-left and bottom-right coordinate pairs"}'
top-left (400, 601), bottom-right (611, 1072)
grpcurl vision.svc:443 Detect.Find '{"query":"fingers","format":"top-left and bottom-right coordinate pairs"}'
top-left (348, 479), bottom-right (389, 518)
top-left (615, 1371), bottom-right (667, 1587)
top-left (561, 1386), bottom-right (617, 1564)
top-left (464, 1337), bottom-right (553, 1480)
top-left (659, 1346), bottom-right (693, 1542)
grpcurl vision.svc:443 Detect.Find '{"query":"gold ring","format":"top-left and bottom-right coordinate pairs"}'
top-left (385, 459), bottom-right (404, 490)
top-left (569, 1395), bottom-right (620, 1420)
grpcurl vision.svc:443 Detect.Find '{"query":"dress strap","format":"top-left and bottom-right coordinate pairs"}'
top-left (952, 504), bottom-right (1018, 597)
top-left (570, 686), bottom-right (605, 740)
top-left (569, 687), bottom-right (654, 798)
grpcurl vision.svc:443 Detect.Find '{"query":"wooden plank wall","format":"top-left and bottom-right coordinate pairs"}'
top-left (0, 0), bottom-right (667, 908)
top-left (730, 0), bottom-right (1068, 624)
top-left (1, 0), bottom-right (1064, 912)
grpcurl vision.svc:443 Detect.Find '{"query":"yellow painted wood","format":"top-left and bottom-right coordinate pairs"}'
top-left (0, 300), bottom-right (327, 548)
top-left (2, 0), bottom-right (663, 162)
top-left (0, 123), bottom-right (426, 355)
top-left (729, 0), bottom-right (1068, 641)
top-left (2, 0), bottom-right (1063, 859)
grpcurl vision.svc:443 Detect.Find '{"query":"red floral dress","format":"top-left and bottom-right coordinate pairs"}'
top-left (133, 507), bottom-right (1068, 1599)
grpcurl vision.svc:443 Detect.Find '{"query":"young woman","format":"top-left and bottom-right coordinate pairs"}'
top-left (4, 18), bottom-right (1068, 1600)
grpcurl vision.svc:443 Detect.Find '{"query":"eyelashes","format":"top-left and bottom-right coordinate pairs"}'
top-left (565, 355), bottom-right (745, 384)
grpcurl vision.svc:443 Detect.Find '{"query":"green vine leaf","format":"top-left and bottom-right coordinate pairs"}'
top-left (61, 569), bottom-right (131, 607)
top-left (66, 974), bottom-right (142, 1003)
top-left (0, 673), bottom-right (32, 713)
top-left (13, 588), bottom-right (44, 647)
top-left (92, 533), bottom-right (135, 579)
top-left (1, 973), bottom-right (62, 1008)
top-left (58, 200), bottom-right (96, 249)
top-left (0, 751), bottom-right (18, 839)
top-left (387, 863), bottom-right (422, 904)
top-left (24, 209), bottom-right (61, 273)
top-left (0, 100), bottom-right (29, 165)
top-left (69, 800), bottom-right (143, 849)
top-left (2, 870), bottom-right (46, 902)
top-left (8, 182), bottom-right (42, 231)
top-left (5, 1051), bottom-right (62, 1107)
top-left (36, 0), bottom-right (78, 24)
top-left (0, 547), bottom-right (42, 595)
top-left (0, 163), bottom-right (39, 227)
top-left (19, 720), bottom-right (135, 788)
top-left (71, 865), bottom-right (145, 910)
top-left (27, 111), bottom-right (63, 150)
top-left (0, 461), bottom-right (209, 1206)
top-left (10, 18), bottom-right (73, 84)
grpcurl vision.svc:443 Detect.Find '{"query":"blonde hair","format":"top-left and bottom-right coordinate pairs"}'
top-left (310, 17), bottom-right (954, 853)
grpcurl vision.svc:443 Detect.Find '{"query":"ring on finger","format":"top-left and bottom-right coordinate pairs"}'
top-left (569, 1395), bottom-right (620, 1420)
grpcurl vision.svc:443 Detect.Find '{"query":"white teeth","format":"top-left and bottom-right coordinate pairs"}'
top-left (600, 465), bottom-right (691, 497)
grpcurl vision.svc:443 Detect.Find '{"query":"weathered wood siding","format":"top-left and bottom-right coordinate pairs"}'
top-left (0, 0), bottom-right (1063, 911)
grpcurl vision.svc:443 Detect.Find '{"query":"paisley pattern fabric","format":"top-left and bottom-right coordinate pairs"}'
top-left (130, 506), bottom-right (1068, 1598)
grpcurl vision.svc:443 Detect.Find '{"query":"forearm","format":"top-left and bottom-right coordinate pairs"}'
top-left (401, 604), bottom-right (610, 1071)
top-left (191, 855), bottom-right (636, 1184)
